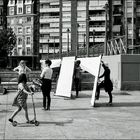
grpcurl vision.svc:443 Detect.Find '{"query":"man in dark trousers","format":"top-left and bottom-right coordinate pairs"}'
top-left (96, 61), bottom-right (113, 105)
top-left (40, 59), bottom-right (53, 110)
top-left (73, 60), bottom-right (81, 98)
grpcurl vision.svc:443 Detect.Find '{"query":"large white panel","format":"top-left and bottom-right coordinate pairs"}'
top-left (55, 57), bottom-right (75, 97)
top-left (78, 55), bottom-right (102, 106)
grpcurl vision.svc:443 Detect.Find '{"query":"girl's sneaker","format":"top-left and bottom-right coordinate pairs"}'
top-left (8, 118), bottom-right (13, 123)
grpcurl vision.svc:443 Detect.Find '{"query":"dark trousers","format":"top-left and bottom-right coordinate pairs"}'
top-left (74, 78), bottom-right (80, 97)
top-left (41, 79), bottom-right (52, 109)
top-left (96, 81), bottom-right (112, 103)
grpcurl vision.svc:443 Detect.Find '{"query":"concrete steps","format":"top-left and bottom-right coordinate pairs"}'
top-left (0, 70), bottom-right (94, 93)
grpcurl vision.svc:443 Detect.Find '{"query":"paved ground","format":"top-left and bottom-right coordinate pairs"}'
top-left (0, 90), bottom-right (140, 139)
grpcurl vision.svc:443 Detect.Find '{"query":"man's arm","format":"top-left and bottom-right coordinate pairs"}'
top-left (99, 71), bottom-right (105, 79)
top-left (40, 69), bottom-right (45, 79)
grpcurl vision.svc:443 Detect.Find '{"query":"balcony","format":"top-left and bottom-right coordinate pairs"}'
top-left (40, 17), bottom-right (59, 23)
top-left (89, 36), bottom-right (105, 43)
top-left (40, 38), bottom-right (59, 43)
top-left (77, 17), bottom-right (86, 22)
top-left (90, 16), bottom-right (105, 21)
top-left (40, 28), bottom-right (59, 33)
top-left (77, 7), bottom-right (86, 11)
top-left (89, 6), bottom-right (104, 11)
top-left (40, 8), bottom-right (59, 13)
top-left (89, 25), bottom-right (105, 32)
top-left (62, 7), bottom-right (71, 12)
top-left (62, 18), bottom-right (71, 22)
top-left (113, 0), bottom-right (122, 5)
top-left (40, 0), bottom-right (50, 3)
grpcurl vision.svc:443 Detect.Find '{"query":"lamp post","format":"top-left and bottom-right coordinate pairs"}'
top-left (67, 28), bottom-right (70, 56)
top-left (83, 33), bottom-right (86, 55)
top-left (76, 23), bottom-right (80, 58)
top-left (53, 37), bottom-right (55, 59)
top-left (93, 29), bottom-right (95, 47)
top-left (104, 3), bottom-right (109, 55)
top-left (47, 39), bottom-right (49, 58)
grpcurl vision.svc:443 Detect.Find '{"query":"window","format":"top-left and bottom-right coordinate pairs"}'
top-left (18, 48), bottom-right (22, 55)
top-left (18, 38), bottom-right (22, 45)
top-left (17, 7), bottom-right (23, 14)
top-left (26, 47), bottom-right (31, 55)
top-left (26, 5), bottom-right (31, 14)
top-left (26, 37), bottom-right (31, 45)
top-left (11, 19), bottom-right (14, 24)
top-left (17, 0), bottom-right (22, 4)
top-left (9, 7), bottom-right (14, 15)
top-left (18, 18), bottom-right (22, 24)
top-left (10, 0), bottom-right (14, 5)
top-left (25, 0), bottom-right (31, 4)
top-left (17, 27), bottom-right (22, 34)
top-left (0, 8), bottom-right (3, 15)
top-left (27, 17), bottom-right (31, 22)
top-left (26, 26), bottom-right (31, 34)
top-left (0, 17), bottom-right (2, 25)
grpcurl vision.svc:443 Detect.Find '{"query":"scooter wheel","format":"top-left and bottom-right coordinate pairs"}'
top-left (35, 121), bottom-right (39, 126)
top-left (12, 121), bottom-right (17, 127)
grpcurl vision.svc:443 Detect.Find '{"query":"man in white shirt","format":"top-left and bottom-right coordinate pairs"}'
top-left (40, 59), bottom-right (53, 110)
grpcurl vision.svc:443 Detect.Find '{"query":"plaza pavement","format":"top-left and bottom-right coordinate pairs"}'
top-left (0, 89), bottom-right (140, 139)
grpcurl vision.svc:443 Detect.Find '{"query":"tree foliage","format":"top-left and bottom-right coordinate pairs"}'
top-left (0, 27), bottom-right (16, 57)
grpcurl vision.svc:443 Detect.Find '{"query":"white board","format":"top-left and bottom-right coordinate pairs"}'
top-left (55, 57), bottom-right (75, 97)
top-left (78, 55), bottom-right (102, 106)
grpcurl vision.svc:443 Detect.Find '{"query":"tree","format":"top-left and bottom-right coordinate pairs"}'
top-left (0, 27), bottom-right (16, 57)
top-left (0, 27), bottom-right (16, 68)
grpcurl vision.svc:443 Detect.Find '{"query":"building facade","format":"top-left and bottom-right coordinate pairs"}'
top-left (109, 0), bottom-right (140, 54)
top-left (39, 0), bottom-right (108, 59)
top-left (4, 0), bottom-right (140, 63)
top-left (7, 0), bottom-right (39, 68)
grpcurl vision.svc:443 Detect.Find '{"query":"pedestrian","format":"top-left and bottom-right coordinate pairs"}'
top-left (96, 61), bottom-right (113, 105)
top-left (40, 59), bottom-right (53, 110)
top-left (13, 60), bottom-right (31, 80)
top-left (9, 73), bottom-right (34, 123)
top-left (73, 60), bottom-right (81, 98)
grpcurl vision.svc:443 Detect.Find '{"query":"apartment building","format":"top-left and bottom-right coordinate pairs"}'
top-left (39, 0), bottom-right (108, 58)
top-left (7, 0), bottom-right (39, 68)
top-left (110, 0), bottom-right (140, 53)
top-left (5, 0), bottom-right (140, 63)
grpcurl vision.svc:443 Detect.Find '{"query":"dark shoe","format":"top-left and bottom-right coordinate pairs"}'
top-left (9, 118), bottom-right (13, 123)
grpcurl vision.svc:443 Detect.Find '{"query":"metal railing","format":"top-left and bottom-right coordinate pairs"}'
top-left (107, 36), bottom-right (127, 55)
top-left (47, 43), bottom-right (104, 59)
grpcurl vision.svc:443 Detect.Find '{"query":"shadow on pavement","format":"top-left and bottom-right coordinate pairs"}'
top-left (95, 102), bottom-right (140, 107)
top-left (52, 107), bottom-right (94, 111)
top-left (39, 119), bottom-right (73, 126)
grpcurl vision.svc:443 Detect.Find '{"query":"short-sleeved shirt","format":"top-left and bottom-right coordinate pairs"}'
top-left (14, 66), bottom-right (31, 75)
top-left (40, 67), bottom-right (53, 80)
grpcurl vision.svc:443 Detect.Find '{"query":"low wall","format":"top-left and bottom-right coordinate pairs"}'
top-left (121, 55), bottom-right (140, 90)
top-left (1, 54), bottom-right (140, 92)
top-left (102, 54), bottom-right (140, 90)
